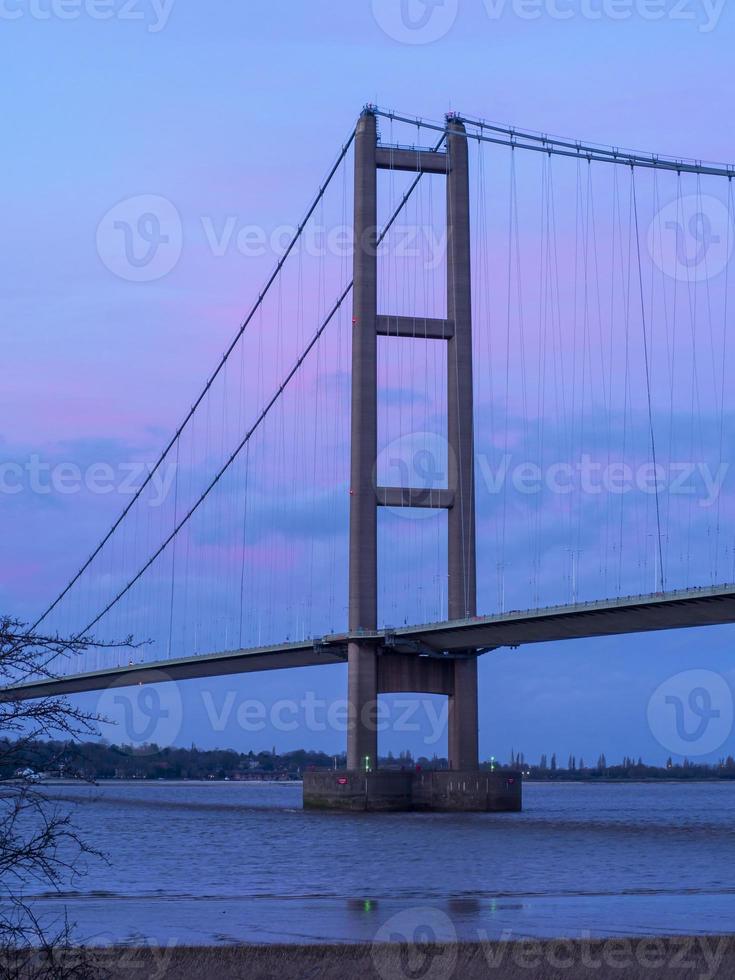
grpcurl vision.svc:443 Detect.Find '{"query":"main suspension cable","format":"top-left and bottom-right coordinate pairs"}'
top-left (373, 108), bottom-right (735, 178)
top-left (75, 129), bottom-right (447, 639)
top-left (32, 128), bottom-right (357, 633)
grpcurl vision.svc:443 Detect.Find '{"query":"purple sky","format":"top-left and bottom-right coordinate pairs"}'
top-left (3, 1), bottom-right (735, 765)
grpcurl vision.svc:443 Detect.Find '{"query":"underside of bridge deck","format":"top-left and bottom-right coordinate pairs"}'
top-left (3, 584), bottom-right (734, 703)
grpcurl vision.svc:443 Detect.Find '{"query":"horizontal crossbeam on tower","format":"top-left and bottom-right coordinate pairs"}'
top-left (376, 486), bottom-right (454, 509)
top-left (376, 146), bottom-right (448, 173)
top-left (376, 315), bottom-right (454, 339)
top-left (377, 651), bottom-right (454, 696)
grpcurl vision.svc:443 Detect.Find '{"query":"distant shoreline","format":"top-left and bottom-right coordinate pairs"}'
top-left (10, 738), bottom-right (732, 784)
top-left (28, 775), bottom-right (735, 787)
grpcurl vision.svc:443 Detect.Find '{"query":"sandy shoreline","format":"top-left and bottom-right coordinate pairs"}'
top-left (13, 936), bottom-right (735, 979)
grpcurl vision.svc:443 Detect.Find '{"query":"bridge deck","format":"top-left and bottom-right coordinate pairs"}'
top-left (4, 584), bottom-right (735, 700)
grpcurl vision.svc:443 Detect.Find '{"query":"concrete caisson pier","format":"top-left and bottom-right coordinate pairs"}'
top-left (303, 770), bottom-right (522, 813)
top-left (305, 106), bottom-right (520, 813)
top-left (303, 770), bottom-right (414, 812)
top-left (411, 770), bottom-right (521, 812)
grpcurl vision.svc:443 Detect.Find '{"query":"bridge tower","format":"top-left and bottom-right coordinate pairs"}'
top-left (347, 107), bottom-right (478, 774)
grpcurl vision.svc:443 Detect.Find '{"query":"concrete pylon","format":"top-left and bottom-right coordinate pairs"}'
top-left (446, 117), bottom-right (479, 772)
top-left (346, 109), bottom-right (479, 774)
top-left (347, 110), bottom-right (379, 772)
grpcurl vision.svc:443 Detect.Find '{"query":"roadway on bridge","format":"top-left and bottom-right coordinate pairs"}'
top-left (4, 583), bottom-right (735, 701)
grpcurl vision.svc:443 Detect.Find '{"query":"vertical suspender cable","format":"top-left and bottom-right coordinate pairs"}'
top-left (631, 167), bottom-right (665, 592)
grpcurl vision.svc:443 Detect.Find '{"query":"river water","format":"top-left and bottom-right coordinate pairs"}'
top-left (27, 780), bottom-right (735, 945)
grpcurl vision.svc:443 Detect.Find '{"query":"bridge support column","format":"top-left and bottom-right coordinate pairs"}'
top-left (446, 116), bottom-right (479, 772)
top-left (345, 110), bottom-right (481, 778)
top-left (305, 107), bottom-right (519, 811)
top-left (346, 109), bottom-right (379, 772)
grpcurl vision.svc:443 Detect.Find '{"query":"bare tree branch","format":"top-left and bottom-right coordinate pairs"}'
top-left (1, 618), bottom-right (138, 975)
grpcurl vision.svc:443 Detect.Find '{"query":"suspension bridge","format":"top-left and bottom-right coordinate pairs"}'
top-left (5, 106), bottom-right (735, 809)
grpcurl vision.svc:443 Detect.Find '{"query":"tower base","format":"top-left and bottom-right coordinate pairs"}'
top-left (302, 769), bottom-right (522, 812)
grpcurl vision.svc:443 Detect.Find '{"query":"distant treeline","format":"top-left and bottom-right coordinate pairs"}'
top-left (1, 739), bottom-right (341, 780)
top-left (500, 751), bottom-right (735, 781)
top-left (2, 739), bottom-right (734, 781)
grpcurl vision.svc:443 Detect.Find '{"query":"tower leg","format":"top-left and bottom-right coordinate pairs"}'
top-left (347, 110), bottom-right (378, 772)
top-left (446, 117), bottom-right (479, 771)
top-left (347, 641), bottom-right (377, 771)
top-left (448, 657), bottom-right (479, 770)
